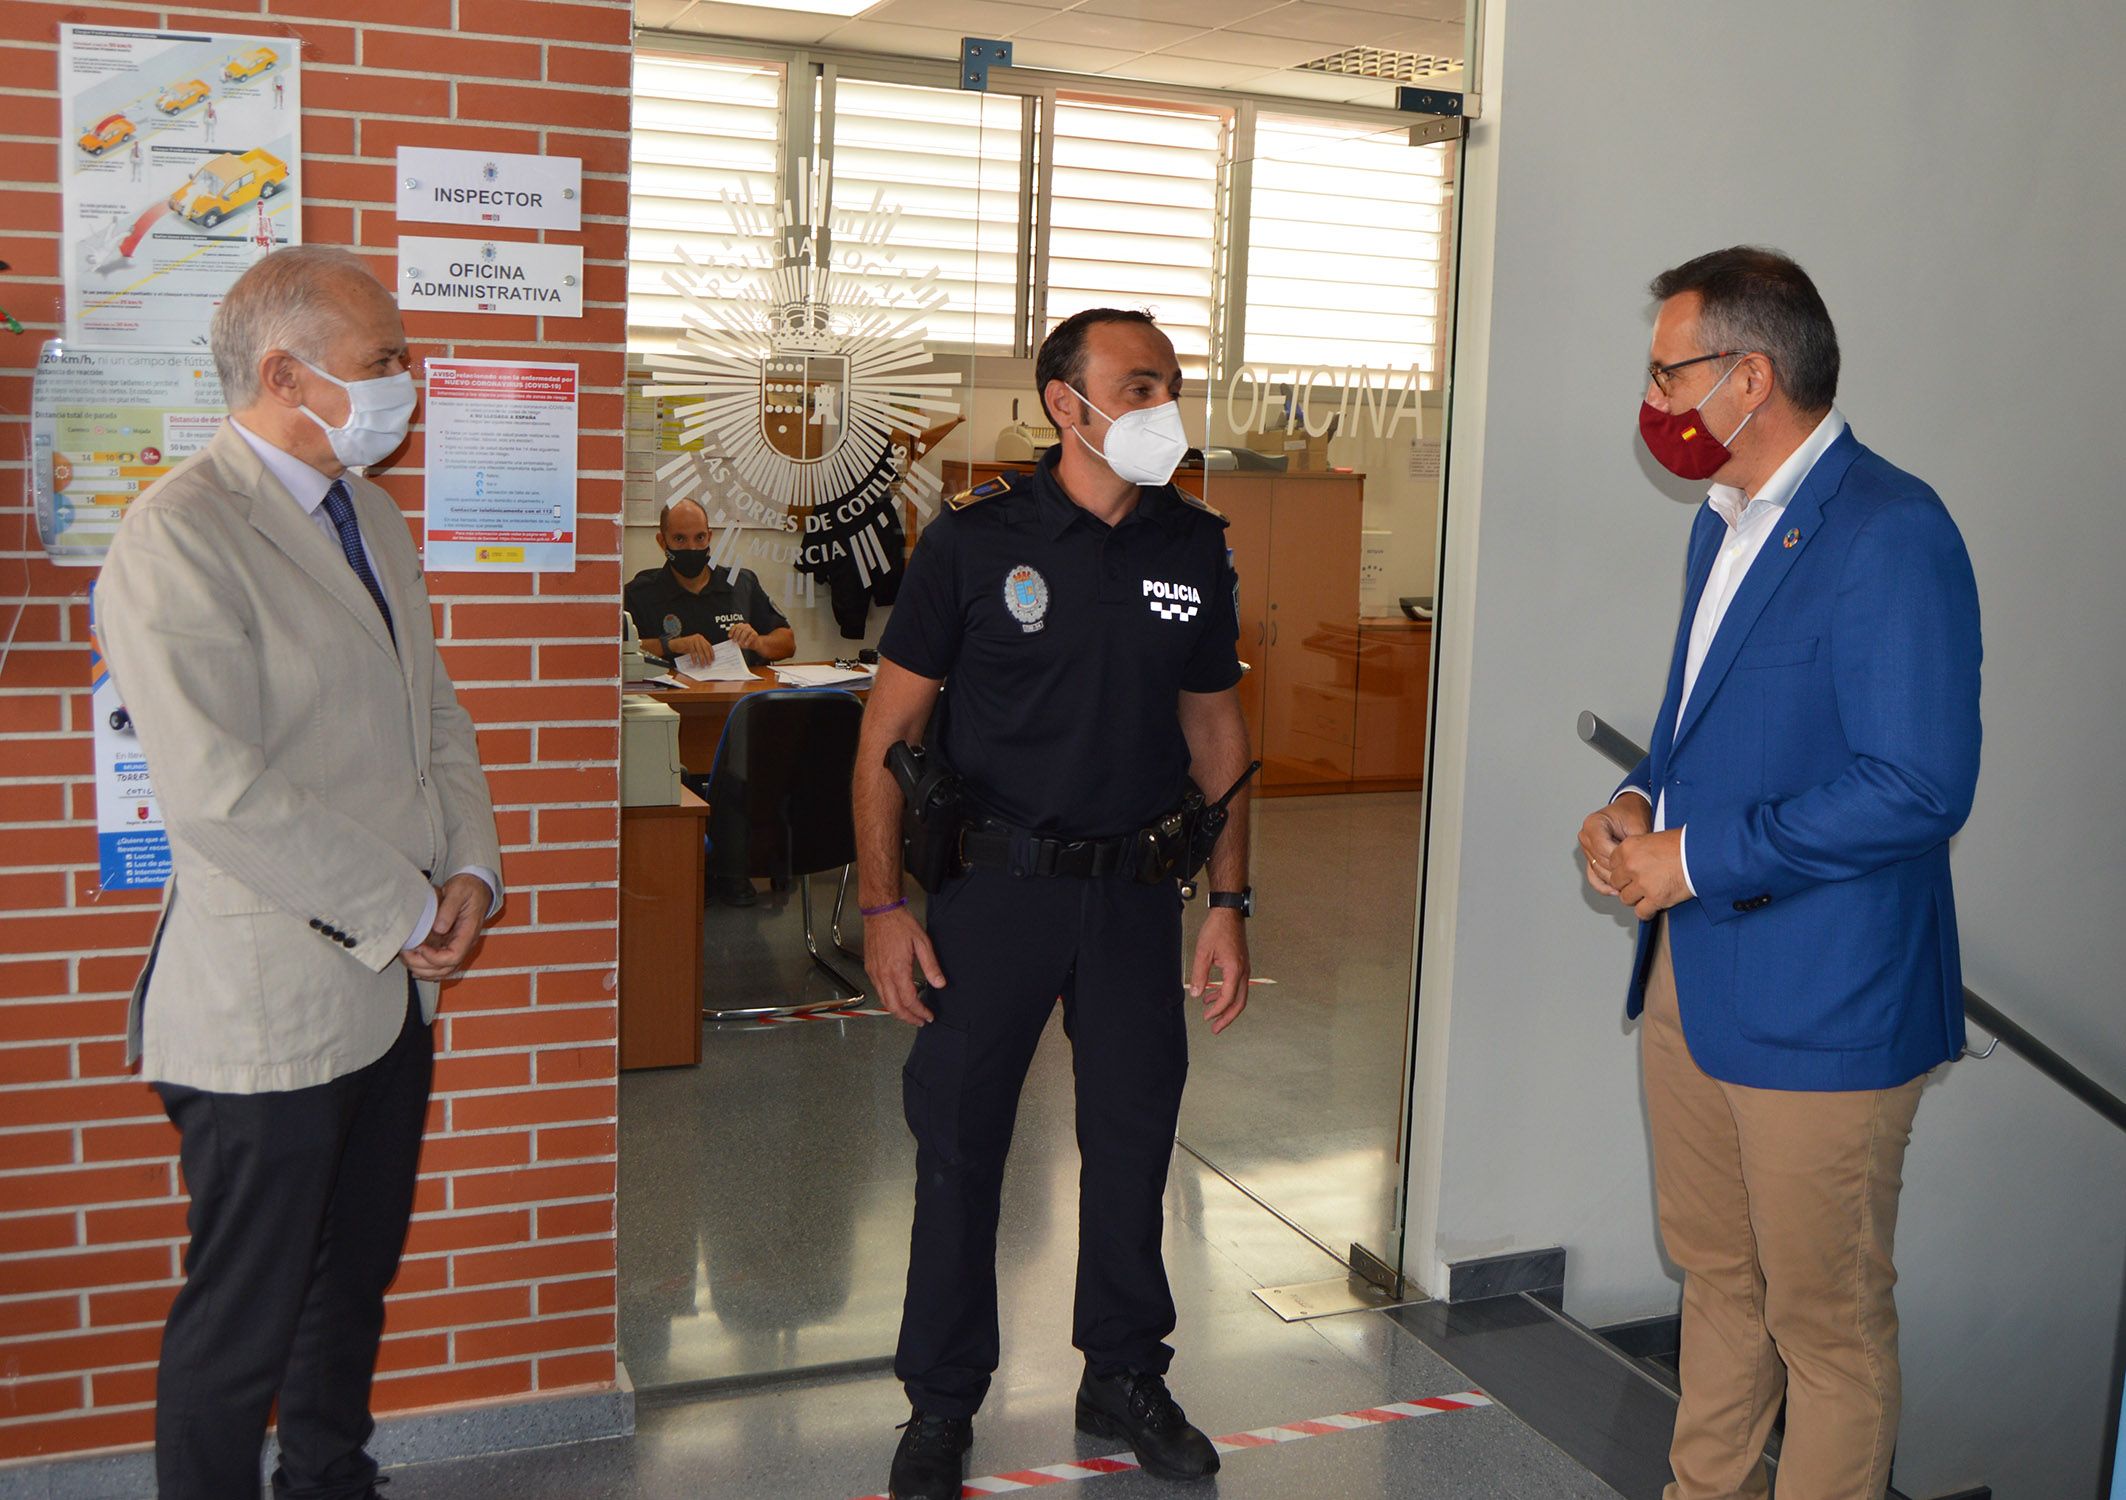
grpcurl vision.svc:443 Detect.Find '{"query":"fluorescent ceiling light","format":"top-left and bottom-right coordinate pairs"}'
top-left (717, 0), bottom-right (878, 15)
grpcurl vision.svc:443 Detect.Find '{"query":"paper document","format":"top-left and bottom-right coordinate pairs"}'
top-left (679, 640), bottom-right (755, 682)
top-left (772, 663), bottom-right (874, 688)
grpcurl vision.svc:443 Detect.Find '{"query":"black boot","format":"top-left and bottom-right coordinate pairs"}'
top-left (888, 1408), bottom-right (971, 1500)
top-left (1075, 1369), bottom-right (1220, 1481)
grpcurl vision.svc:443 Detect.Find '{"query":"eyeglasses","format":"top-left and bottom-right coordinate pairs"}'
top-left (1646, 350), bottom-right (1742, 398)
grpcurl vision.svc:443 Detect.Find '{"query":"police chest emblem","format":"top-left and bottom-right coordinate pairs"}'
top-left (1004, 565), bottom-right (1049, 632)
top-left (1144, 578), bottom-right (1200, 623)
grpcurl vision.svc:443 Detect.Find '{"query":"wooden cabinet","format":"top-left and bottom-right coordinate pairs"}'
top-left (1255, 475), bottom-right (1362, 789)
top-left (618, 789), bottom-right (710, 1070)
top-left (1354, 617), bottom-right (1433, 786)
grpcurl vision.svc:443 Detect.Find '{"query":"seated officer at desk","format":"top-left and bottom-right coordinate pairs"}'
top-left (624, 497), bottom-right (795, 669)
top-left (626, 497), bottom-right (796, 906)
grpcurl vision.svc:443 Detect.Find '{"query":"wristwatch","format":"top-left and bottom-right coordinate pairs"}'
top-left (1208, 888), bottom-right (1254, 918)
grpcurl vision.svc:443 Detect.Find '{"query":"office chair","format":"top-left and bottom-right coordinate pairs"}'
top-left (699, 688), bottom-right (867, 1020)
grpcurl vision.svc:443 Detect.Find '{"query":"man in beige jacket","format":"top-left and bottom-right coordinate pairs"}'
top-left (97, 246), bottom-right (502, 1500)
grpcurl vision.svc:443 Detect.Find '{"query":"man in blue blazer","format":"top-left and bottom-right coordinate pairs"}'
top-left (1580, 247), bottom-right (1981, 1500)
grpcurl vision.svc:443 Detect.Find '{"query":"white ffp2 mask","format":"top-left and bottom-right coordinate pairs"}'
top-left (1068, 386), bottom-right (1188, 487)
top-left (298, 358), bottom-right (417, 469)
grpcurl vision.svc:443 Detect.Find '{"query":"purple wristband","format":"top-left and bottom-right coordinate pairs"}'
top-left (860, 896), bottom-right (908, 919)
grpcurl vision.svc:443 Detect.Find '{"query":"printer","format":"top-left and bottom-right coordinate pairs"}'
top-left (621, 612), bottom-right (663, 684)
top-left (994, 398), bottom-right (1058, 462)
top-left (620, 694), bottom-right (683, 806)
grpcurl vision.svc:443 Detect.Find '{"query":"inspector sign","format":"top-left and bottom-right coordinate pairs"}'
top-left (395, 145), bottom-right (582, 231)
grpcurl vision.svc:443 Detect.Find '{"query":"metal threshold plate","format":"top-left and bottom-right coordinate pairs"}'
top-left (1252, 1274), bottom-right (1430, 1323)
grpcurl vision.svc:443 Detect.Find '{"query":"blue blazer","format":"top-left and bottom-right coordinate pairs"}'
top-left (1619, 428), bottom-right (1982, 1091)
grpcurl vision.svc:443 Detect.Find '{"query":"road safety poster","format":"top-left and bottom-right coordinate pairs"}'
top-left (87, 585), bottom-right (170, 891)
top-left (32, 342), bottom-right (226, 565)
top-left (423, 360), bottom-right (580, 573)
top-left (61, 24), bottom-right (302, 350)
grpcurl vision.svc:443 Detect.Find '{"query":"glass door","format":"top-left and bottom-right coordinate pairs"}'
top-left (1179, 109), bottom-right (1457, 1280)
top-left (615, 51), bottom-right (1016, 1391)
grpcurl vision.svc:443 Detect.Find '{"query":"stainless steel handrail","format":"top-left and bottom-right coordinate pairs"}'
top-left (1576, 709), bottom-right (2125, 1135)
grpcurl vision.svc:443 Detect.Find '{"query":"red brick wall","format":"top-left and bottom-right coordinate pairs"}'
top-left (0, 0), bottom-right (632, 1462)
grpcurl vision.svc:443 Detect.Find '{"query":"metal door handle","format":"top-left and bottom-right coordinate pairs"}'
top-left (1270, 620), bottom-right (1279, 644)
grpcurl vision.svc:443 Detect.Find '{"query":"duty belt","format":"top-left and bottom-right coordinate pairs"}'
top-left (958, 823), bottom-right (1148, 880)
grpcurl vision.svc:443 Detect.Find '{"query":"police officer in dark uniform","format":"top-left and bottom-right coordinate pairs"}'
top-left (622, 496), bottom-right (795, 670)
top-left (624, 496), bottom-right (795, 904)
top-left (852, 309), bottom-right (1255, 1500)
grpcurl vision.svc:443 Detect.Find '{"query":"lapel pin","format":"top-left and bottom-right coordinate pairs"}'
top-left (1782, 527), bottom-right (1801, 549)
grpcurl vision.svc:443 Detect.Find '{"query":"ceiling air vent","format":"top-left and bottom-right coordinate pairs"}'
top-left (1296, 46), bottom-right (1462, 82)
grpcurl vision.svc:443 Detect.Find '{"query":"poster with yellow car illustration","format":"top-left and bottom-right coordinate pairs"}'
top-left (61, 24), bottom-right (301, 349)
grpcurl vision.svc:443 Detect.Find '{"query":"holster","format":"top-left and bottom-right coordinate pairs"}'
top-left (1129, 803), bottom-right (1192, 886)
top-left (886, 741), bottom-right (967, 893)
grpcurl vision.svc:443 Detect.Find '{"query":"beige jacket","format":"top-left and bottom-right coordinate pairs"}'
top-left (97, 422), bottom-right (501, 1092)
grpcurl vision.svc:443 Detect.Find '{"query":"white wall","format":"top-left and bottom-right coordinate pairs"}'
top-left (1411, 0), bottom-right (2126, 1492)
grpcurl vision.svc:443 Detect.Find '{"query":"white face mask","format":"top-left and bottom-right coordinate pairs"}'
top-left (1067, 385), bottom-right (1188, 488)
top-left (298, 357), bottom-right (417, 468)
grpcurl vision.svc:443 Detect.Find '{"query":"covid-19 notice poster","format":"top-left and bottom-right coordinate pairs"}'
top-left (423, 359), bottom-right (580, 573)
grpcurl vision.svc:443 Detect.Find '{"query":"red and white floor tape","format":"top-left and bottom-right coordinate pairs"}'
top-left (753, 1007), bottom-right (894, 1025)
top-left (849, 1389), bottom-right (1491, 1498)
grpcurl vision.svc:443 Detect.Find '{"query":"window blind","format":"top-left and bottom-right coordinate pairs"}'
top-left (825, 78), bottom-right (1024, 353)
top-left (1242, 116), bottom-right (1447, 382)
top-left (1046, 97), bottom-right (1225, 376)
top-left (627, 52), bottom-right (785, 357)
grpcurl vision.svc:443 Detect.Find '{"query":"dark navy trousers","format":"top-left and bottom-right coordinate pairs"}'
top-left (895, 867), bottom-right (1189, 1419)
top-left (153, 983), bottom-right (431, 1500)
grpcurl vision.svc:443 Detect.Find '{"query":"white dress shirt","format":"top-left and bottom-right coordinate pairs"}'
top-left (231, 419), bottom-right (380, 574)
top-left (1623, 408), bottom-right (1847, 892)
top-left (227, 420), bottom-right (500, 948)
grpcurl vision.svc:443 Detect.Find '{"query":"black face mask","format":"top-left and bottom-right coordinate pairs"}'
top-left (666, 547), bottom-right (710, 579)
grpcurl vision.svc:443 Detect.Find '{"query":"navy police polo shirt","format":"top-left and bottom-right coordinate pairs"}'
top-left (624, 563), bottom-right (790, 668)
top-left (880, 448), bottom-right (1242, 838)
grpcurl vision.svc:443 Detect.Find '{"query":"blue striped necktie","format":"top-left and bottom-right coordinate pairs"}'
top-left (321, 479), bottom-right (396, 645)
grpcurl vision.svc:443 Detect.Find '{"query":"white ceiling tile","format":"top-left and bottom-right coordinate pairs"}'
top-left (1313, 0), bottom-right (1456, 17)
top-left (859, 0), bottom-right (1065, 34)
top-left (1012, 11), bottom-right (1210, 51)
top-left (667, 2), bottom-right (846, 43)
top-left (1075, 0), bottom-right (1284, 24)
top-left (634, 0), bottom-right (697, 27)
top-left (1268, 67), bottom-right (1442, 106)
top-left (1227, 3), bottom-right (1415, 45)
top-left (1005, 38), bottom-right (1141, 72)
top-left (1154, 29), bottom-right (1328, 68)
top-left (1245, 68), bottom-right (1381, 102)
top-left (817, 16), bottom-right (969, 56)
top-left (1364, 19), bottom-right (1466, 56)
top-left (1339, 80), bottom-right (1405, 108)
top-left (1098, 53), bottom-right (1276, 88)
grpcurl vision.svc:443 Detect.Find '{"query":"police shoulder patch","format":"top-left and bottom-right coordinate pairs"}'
top-left (948, 474), bottom-right (1013, 511)
top-left (1175, 488), bottom-right (1228, 523)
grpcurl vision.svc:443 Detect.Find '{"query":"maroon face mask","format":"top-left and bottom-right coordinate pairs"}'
top-left (1639, 357), bottom-right (1751, 481)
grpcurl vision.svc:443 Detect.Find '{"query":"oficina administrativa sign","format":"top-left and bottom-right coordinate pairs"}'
top-left (397, 236), bottom-right (583, 318)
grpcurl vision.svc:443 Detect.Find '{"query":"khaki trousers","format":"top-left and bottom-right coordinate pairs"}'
top-left (1642, 919), bottom-right (1924, 1500)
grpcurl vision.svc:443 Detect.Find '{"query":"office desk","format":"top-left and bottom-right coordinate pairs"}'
top-left (640, 665), bottom-right (874, 774)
